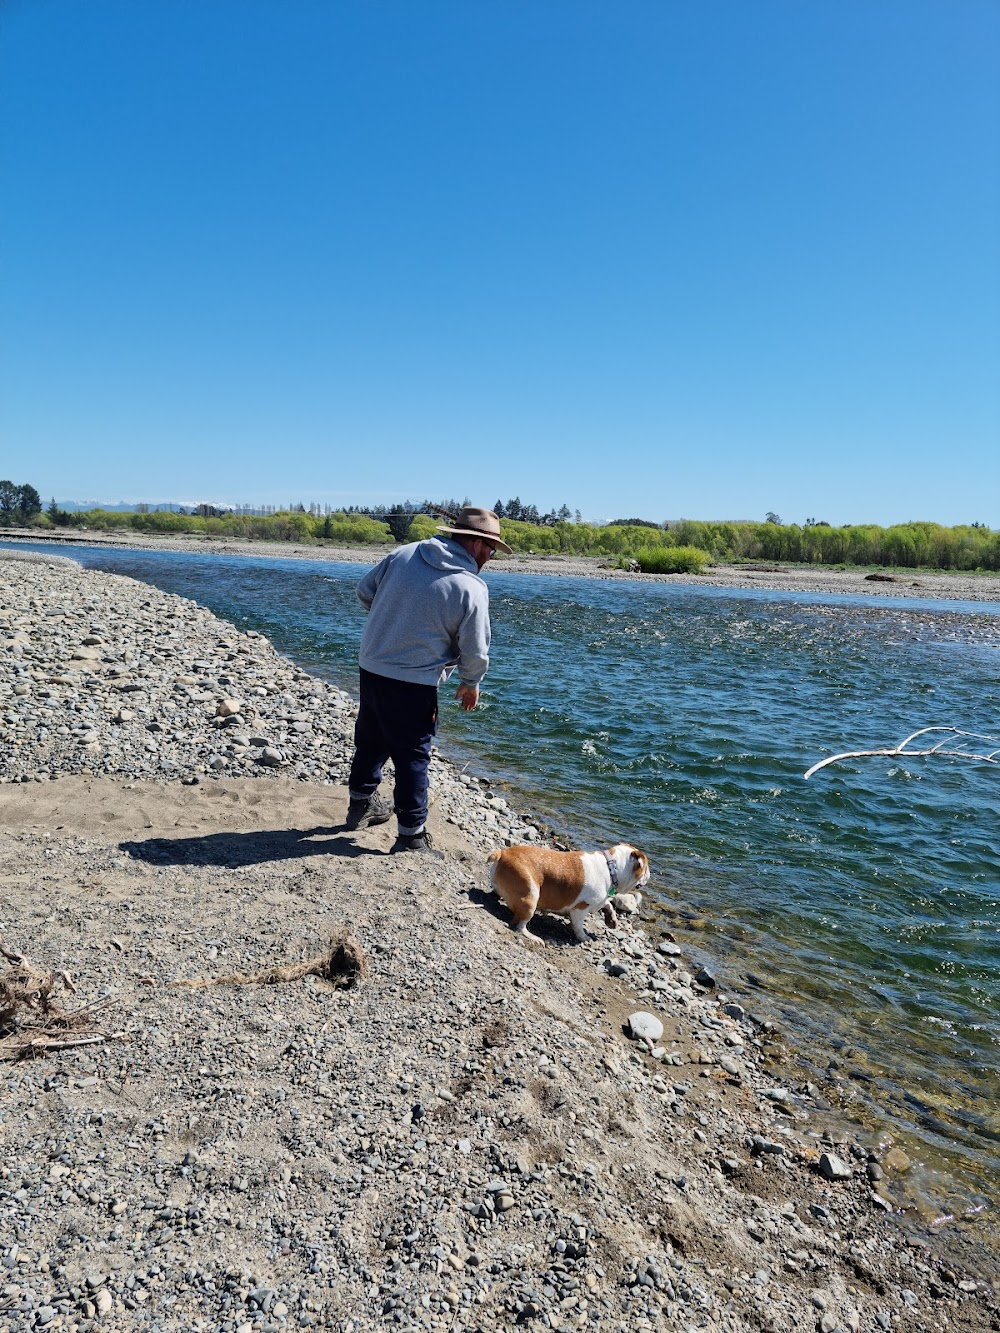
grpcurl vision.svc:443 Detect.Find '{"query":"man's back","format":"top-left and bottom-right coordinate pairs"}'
top-left (357, 537), bottom-right (491, 688)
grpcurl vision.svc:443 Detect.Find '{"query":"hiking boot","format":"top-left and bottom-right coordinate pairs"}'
top-left (392, 829), bottom-right (435, 853)
top-left (345, 793), bottom-right (393, 831)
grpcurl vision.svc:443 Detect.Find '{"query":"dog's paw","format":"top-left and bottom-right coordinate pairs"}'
top-left (514, 925), bottom-right (543, 946)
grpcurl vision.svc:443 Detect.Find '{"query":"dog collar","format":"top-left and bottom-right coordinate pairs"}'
top-left (603, 850), bottom-right (619, 897)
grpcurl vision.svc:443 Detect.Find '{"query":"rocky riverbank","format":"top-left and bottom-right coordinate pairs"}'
top-left (1, 551), bottom-right (997, 1332)
top-left (0, 549), bottom-right (537, 853)
top-left (3, 530), bottom-right (1000, 604)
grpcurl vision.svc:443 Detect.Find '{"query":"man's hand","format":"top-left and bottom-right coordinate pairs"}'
top-left (455, 683), bottom-right (480, 711)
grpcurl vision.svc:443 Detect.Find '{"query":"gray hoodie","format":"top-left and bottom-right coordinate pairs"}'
top-left (356, 537), bottom-right (491, 687)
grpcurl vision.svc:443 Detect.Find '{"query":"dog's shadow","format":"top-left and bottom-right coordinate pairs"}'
top-left (120, 825), bottom-right (384, 869)
top-left (465, 886), bottom-right (588, 947)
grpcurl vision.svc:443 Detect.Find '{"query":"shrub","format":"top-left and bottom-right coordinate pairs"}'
top-left (319, 515), bottom-right (392, 544)
top-left (636, 545), bottom-right (710, 575)
top-left (131, 510), bottom-right (200, 533)
top-left (405, 513), bottom-right (439, 542)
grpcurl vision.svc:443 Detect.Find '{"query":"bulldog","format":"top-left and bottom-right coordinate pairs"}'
top-left (487, 843), bottom-right (650, 942)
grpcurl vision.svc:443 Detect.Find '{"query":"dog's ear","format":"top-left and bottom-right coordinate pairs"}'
top-left (630, 849), bottom-right (647, 874)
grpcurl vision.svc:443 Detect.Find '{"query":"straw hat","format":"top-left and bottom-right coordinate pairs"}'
top-left (436, 507), bottom-right (513, 555)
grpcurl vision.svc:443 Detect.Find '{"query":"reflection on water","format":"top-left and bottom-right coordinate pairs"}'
top-left (5, 541), bottom-right (1000, 1227)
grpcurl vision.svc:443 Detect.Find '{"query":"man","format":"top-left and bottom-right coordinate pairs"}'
top-left (346, 506), bottom-right (512, 852)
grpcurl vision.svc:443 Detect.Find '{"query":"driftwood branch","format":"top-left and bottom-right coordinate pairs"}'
top-left (805, 726), bottom-right (1000, 780)
top-left (0, 938), bottom-right (109, 1061)
top-left (0, 937), bottom-right (28, 966)
top-left (24, 1034), bottom-right (106, 1053)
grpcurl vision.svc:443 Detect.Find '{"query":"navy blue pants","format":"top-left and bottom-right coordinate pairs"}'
top-left (348, 669), bottom-right (439, 833)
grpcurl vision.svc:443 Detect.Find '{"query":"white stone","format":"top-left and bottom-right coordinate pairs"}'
top-left (628, 1011), bottom-right (664, 1044)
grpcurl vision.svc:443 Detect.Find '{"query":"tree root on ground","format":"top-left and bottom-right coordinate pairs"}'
top-left (175, 930), bottom-right (369, 990)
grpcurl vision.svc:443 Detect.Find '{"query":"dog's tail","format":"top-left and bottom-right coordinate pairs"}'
top-left (486, 848), bottom-right (502, 893)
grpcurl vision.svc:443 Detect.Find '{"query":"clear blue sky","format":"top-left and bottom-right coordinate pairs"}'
top-left (2, 0), bottom-right (997, 526)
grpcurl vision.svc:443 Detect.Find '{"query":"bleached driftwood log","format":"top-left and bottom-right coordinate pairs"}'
top-left (804, 726), bottom-right (1000, 780)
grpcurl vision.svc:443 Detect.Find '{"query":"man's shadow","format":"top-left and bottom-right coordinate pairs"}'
top-left (120, 825), bottom-right (384, 869)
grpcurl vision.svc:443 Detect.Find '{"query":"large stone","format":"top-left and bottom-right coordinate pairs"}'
top-left (819, 1152), bottom-right (853, 1181)
top-left (628, 1012), bottom-right (664, 1044)
top-left (883, 1147), bottom-right (911, 1173)
top-left (216, 698), bottom-right (244, 718)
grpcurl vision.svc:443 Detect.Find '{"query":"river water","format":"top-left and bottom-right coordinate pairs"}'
top-left (7, 541), bottom-right (1000, 1231)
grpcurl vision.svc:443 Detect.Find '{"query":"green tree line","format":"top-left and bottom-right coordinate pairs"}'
top-left (659, 517), bottom-right (1000, 571)
top-left (7, 493), bottom-right (999, 571)
top-left (443, 515), bottom-right (1000, 571)
top-left (39, 506), bottom-right (394, 545)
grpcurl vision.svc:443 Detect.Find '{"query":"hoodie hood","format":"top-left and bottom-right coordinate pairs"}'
top-left (418, 536), bottom-right (481, 577)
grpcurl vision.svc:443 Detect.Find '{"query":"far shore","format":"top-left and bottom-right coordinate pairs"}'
top-left (3, 525), bottom-right (1000, 603)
